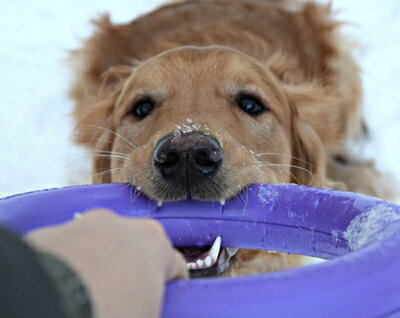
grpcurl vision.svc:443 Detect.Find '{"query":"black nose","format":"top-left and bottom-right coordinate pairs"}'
top-left (153, 131), bottom-right (223, 187)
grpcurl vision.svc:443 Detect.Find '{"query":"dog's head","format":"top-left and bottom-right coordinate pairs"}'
top-left (74, 46), bottom-right (338, 276)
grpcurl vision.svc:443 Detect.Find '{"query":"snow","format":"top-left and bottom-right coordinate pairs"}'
top-left (257, 184), bottom-right (278, 206)
top-left (175, 122), bottom-right (202, 133)
top-left (1, 0), bottom-right (399, 198)
top-left (331, 228), bottom-right (341, 244)
top-left (344, 204), bottom-right (400, 250)
top-left (0, 0), bottom-right (165, 197)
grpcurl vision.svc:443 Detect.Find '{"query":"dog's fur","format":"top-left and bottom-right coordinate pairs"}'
top-left (69, 0), bottom-right (396, 276)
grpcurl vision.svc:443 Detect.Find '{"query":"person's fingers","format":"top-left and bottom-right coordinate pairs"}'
top-left (28, 209), bottom-right (189, 281)
top-left (166, 249), bottom-right (189, 281)
top-left (132, 219), bottom-right (188, 281)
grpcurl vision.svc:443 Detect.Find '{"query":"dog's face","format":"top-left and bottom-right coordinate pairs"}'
top-left (112, 47), bottom-right (293, 198)
top-left (75, 46), bottom-right (327, 276)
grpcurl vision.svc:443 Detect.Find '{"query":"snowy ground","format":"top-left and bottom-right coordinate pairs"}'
top-left (0, 0), bottom-right (399, 198)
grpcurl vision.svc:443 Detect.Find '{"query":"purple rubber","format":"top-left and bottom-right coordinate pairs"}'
top-left (0, 183), bottom-right (399, 318)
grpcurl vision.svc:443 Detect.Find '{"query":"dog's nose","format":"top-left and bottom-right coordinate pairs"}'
top-left (153, 131), bottom-right (222, 186)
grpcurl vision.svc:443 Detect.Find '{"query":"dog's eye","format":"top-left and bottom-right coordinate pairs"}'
top-left (237, 95), bottom-right (267, 116)
top-left (131, 98), bottom-right (154, 119)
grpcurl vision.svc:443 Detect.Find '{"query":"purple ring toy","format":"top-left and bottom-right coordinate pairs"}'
top-left (0, 184), bottom-right (400, 317)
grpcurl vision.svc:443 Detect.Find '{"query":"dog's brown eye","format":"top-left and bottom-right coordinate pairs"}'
top-left (237, 95), bottom-right (267, 116)
top-left (131, 98), bottom-right (154, 119)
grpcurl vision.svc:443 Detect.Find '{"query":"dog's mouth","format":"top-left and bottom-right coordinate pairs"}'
top-left (177, 236), bottom-right (238, 277)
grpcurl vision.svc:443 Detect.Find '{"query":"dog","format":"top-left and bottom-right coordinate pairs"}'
top-left (69, 0), bottom-right (396, 277)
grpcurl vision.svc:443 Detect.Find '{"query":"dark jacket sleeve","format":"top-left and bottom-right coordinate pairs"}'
top-left (0, 226), bottom-right (92, 318)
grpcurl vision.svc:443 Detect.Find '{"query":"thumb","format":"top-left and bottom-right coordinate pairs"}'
top-left (165, 249), bottom-right (189, 281)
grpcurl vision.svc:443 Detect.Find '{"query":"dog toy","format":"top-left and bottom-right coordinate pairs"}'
top-left (0, 184), bottom-right (399, 317)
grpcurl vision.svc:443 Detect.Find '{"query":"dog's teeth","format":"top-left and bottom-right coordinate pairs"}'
top-left (185, 237), bottom-right (222, 271)
top-left (204, 255), bottom-right (213, 267)
top-left (220, 200), bottom-right (226, 206)
top-left (137, 186), bottom-right (142, 191)
top-left (209, 236), bottom-right (221, 262)
top-left (186, 262), bottom-right (195, 270)
top-left (196, 259), bottom-right (204, 268)
top-left (157, 201), bottom-right (163, 208)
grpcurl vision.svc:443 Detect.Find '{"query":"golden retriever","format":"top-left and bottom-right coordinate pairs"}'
top-left (69, 0), bottom-right (395, 277)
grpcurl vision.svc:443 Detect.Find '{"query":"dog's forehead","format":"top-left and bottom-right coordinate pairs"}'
top-left (128, 47), bottom-right (282, 103)
top-left (135, 46), bottom-right (264, 81)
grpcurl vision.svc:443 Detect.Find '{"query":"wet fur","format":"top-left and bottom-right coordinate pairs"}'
top-left (69, 0), bottom-right (396, 276)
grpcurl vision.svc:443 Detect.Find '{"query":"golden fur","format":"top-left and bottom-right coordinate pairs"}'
top-left (69, 0), bottom-right (396, 276)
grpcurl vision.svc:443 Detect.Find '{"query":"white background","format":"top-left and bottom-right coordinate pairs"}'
top-left (1, 0), bottom-right (399, 198)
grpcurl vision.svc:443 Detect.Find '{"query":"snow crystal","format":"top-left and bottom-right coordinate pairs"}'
top-left (331, 229), bottom-right (341, 244)
top-left (174, 123), bottom-right (202, 133)
top-left (343, 204), bottom-right (400, 250)
top-left (257, 184), bottom-right (278, 206)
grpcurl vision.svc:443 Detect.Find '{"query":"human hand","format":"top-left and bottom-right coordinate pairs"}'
top-left (26, 209), bottom-right (188, 318)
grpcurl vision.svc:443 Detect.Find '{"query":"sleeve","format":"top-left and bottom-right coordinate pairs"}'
top-left (0, 226), bottom-right (92, 318)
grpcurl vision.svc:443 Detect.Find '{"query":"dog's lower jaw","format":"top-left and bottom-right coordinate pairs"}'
top-left (188, 247), bottom-right (239, 278)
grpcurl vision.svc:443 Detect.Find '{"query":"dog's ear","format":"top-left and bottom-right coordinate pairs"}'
top-left (285, 83), bottom-right (342, 188)
top-left (99, 65), bottom-right (134, 96)
top-left (285, 83), bottom-right (345, 147)
top-left (265, 48), bottom-right (349, 144)
top-left (73, 96), bottom-right (115, 148)
top-left (290, 110), bottom-right (327, 187)
top-left (73, 65), bottom-right (132, 146)
top-left (73, 98), bottom-right (115, 183)
top-left (91, 128), bottom-right (114, 183)
top-left (73, 65), bottom-right (133, 183)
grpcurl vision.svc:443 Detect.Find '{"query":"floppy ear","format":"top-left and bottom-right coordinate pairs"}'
top-left (72, 65), bottom-right (133, 183)
top-left (285, 83), bottom-right (345, 148)
top-left (286, 84), bottom-right (343, 188)
top-left (73, 98), bottom-right (115, 183)
top-left (91, 129), bottom-right (115, 183)
top-left (73, 98), bottom-right (114, 147)
top-left (73, 65), bottom-right (132, 146)
top-left (290, 111), bottom-right (327, 187)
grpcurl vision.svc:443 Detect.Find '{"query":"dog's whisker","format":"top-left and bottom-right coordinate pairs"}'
top-left (209, 180), bottom-right (226, 200)
top-left (91, 154), bottom-right (132, 161)
top-left (71, 153), bottom-right (131, 164)
top-left (258, 162), bottom-right (313, 174)
top-left (291, 172), bottom-right (301, 184)
top-left (254, 152), bottom-right (315, 168)
top-left (61, 152), bottom-right (131, 173)
top-left (73, 133), bottom-right (135, 153)
top-left (90, 149), bottom-right (130, 157)
top-left (85, 124), bottom-right (138, 151)
top-left (91, 167), bottom-right (125, 180)
top-left (257, 161), bottom-right (314, 184)
top-left (72, 167), bottom-right (125, 184)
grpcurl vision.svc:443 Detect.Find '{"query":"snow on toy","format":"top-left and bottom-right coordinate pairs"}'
top-left (0, 183), bottom-right (399, 318)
